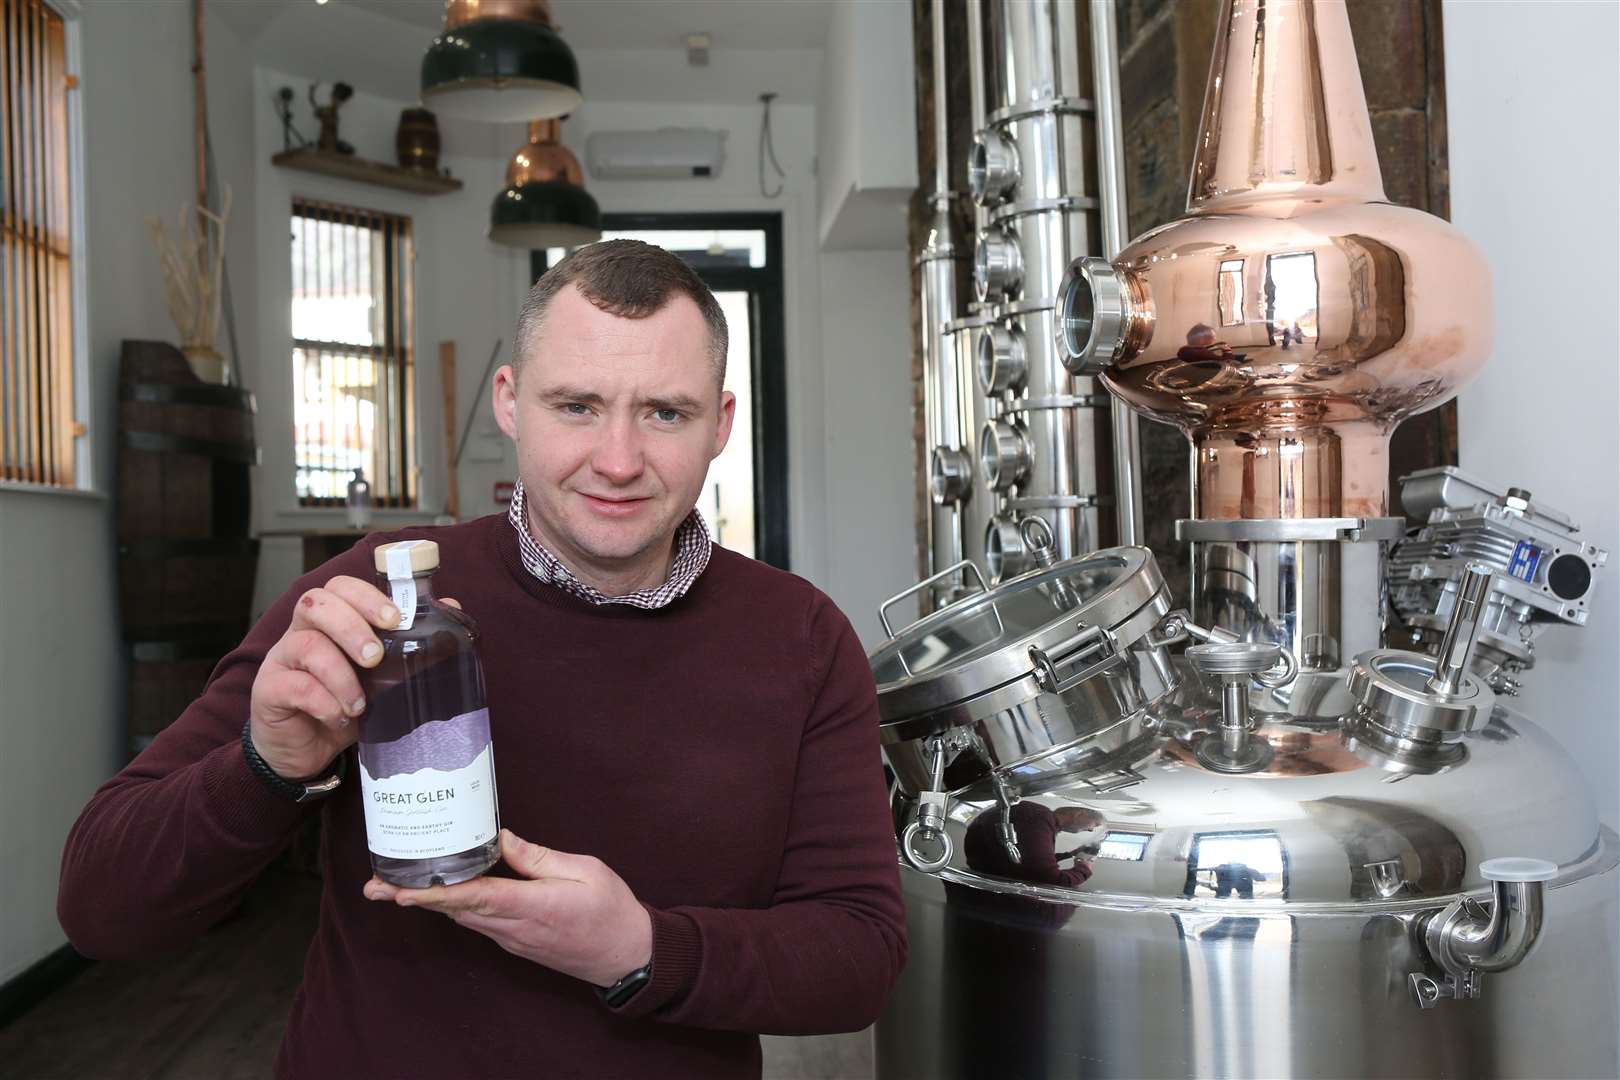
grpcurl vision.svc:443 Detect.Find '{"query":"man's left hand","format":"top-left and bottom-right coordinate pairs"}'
top-left (363, 828), bottom-right (654, 988)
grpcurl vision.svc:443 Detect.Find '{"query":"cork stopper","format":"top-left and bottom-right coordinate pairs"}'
top-left (374, 539), bottom-right (440, 576)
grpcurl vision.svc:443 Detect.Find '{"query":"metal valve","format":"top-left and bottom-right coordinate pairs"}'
top-left (974, 226), bottom-right (1023, 301)
top-left (968, 129), bottom-right (1020, 206)
top-left (1186, 640), bottom-right (1298, 773)
top-left (976, 323), bottom-right (1028, 394)
top-left (929, 446), bottom-right (972, 506)
top-left (979, 418), bottom-right (1032, 492)
top-left (1410, 857), bottom-right (1558, 1009)
top-left (900, 735), bottom-right (956, 874)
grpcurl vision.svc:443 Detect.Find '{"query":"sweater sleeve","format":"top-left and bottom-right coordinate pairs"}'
top-left (611, 593), bottom-right (907, 1035)
top-left (56, 543), bottom-right (379, 960)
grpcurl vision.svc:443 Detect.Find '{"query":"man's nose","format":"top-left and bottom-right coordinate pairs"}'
top-left (590, 417), bottom-right (645, 485)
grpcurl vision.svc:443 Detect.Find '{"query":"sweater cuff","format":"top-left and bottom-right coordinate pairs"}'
top-left (198, 737), bottom-right (317, 840)
top-left (608, 906), bottom-right (701, 1020)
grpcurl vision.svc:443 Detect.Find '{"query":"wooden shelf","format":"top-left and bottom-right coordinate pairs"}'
top-left (271, 147), bottom-right (463, 195)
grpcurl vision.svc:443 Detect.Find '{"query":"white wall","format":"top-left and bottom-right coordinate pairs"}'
top-left (0, 0), bottom-right (258, 983)
top-left (1444, 0), bottom-right (1620, 831)
top-left (817, 251), bottom-right (917, 645)
top-left (816, 0), bottom-right (917, 250)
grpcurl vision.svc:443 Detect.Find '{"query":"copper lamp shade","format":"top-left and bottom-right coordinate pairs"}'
top-left (489, 119), bottom-right (601, 249)
top-left (421, 0), bottom-right (582, 122)
top-left (1059, 0), bottom-right (1494, 521)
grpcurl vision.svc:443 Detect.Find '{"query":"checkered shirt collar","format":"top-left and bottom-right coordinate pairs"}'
top-left (506, 480), bottom-right (712, 609)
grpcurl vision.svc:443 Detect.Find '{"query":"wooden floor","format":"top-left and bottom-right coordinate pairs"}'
top-left (1, 867), bottom-right (874, 1079)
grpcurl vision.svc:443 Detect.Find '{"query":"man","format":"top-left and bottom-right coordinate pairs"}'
top-left (57, 240), bottom-right (906, 1078)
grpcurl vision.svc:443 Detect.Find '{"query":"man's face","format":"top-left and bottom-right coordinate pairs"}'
top-left (1054, 807), bottom-right (1106, 834)
top-left (492, 284), bottom-right (734, 580)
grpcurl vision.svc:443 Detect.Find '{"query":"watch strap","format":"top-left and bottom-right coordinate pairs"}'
top-left (595, 962), bottom-right (652, 1008)
top-left (241, 720), bottom-right (346, 803)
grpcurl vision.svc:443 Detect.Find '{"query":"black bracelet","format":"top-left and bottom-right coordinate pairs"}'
top-left (240, 720), bottom-right (346, 803)
top-left (595, 962), bottom-right (652, 1008)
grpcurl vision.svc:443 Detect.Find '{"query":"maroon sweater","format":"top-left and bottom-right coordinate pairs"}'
top-left (57, 514), bottom-right (906, 1078)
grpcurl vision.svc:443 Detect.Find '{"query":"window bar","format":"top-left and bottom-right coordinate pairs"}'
top-left (382, 215), bottom-right (397, 506)
top-left (29, 0), bottom-right (50, 485)
top-left (401, 218), bottom-right (416, 507)
top-left (324, 206), bottom-right (336, 500)
top-left (19, 0), bottom-right (39, 482)
top-left (0, 0), bottom-right (15, 481)
top-left (351, 204), bottom-right (363, 502)
top-left (6, 0), bottom-right (28, 481)
top-left (32, 0), bottom-right (50, 485)
top-left (346, 201), bottom-right (358, 504)
top-left (49, 8), bottom-right (68, 485)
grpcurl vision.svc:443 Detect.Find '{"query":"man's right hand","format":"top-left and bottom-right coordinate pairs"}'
top-left (247, 575), bottom-right (400, 781)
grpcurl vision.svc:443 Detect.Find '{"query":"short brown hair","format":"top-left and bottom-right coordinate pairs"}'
top-left (514, 239), bottom-right (729, 388)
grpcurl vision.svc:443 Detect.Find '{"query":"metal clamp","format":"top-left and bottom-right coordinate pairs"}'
top-left (900, 736), bottom-right (956, 874)
top-left (1411, 857), bottom-right (1557, 1009)
top-left (879, 559), bottom-right (992, 638)
top-left (1149, 609), bottom-right (1240, 648)
top-left (1029, 623), bottom-right (1122, 695)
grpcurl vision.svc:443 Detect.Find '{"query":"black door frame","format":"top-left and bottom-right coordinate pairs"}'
top-left (529, 212), bottom-right (789, 570)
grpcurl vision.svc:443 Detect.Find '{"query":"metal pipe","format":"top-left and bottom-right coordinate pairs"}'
top-left (1428, 562), bottom-right (1493, 696)
top-left (931, 0), bottom-right (950, 199)
top-left (1088, 0), bottom-right (1142, 546)
top-left (966, 0), bottom-right (988, 235)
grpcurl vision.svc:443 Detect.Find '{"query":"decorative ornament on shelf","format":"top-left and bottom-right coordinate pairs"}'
top-left (396, 107), bottom-right (442, 172)
top-left (421, 0), bottom-right (582, 122)
top-left (146, 189), bottom-right (232, 385)
top-left (310, 81), bottom-right (356, 155)
top-left (489, 116), bottom-right (601, 249)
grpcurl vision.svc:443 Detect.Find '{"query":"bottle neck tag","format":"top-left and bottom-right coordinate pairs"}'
top-left (385, 541), bottom-right (427, 630)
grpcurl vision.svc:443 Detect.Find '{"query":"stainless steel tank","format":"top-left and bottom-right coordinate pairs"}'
top-left (871, 544), bottom-right (1618, 1079)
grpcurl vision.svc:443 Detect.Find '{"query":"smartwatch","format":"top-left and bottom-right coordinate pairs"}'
top-left (241, 720), bottom-right (346, 803)
top-left (595, 962), bottom-right (652, 1008)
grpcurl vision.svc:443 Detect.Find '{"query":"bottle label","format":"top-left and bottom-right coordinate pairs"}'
top-left (358, 707), bottom-right (499, 860)
top-left (384, 541), bottom-right (427, 630)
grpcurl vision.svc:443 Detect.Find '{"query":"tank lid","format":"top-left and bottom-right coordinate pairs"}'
top-left (869, 546), bottom-right (1167, 726)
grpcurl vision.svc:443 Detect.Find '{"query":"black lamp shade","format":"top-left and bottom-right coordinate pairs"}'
top-left (489, 181), bottom-right (602, 249)
top-left (421, 18), bottom-right (582, 122)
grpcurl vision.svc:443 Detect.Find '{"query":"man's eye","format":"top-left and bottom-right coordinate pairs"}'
top-left (654, 408), bottom-right (683, 423)
top-left (563, 403), bottom-right (591, 416)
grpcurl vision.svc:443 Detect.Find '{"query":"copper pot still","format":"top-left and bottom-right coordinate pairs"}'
top-left (1059, 0), bottom-right (1493, 522)
top-left (396, 107), bottom-right (442, 173)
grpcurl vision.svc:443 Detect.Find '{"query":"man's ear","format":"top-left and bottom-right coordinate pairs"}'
top-left (493, 364), bottom-right (519, 441)
top-left (711, 390), bottom-right (737, 460)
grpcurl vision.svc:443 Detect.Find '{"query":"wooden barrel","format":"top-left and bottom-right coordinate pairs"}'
top-left (117, 340), bottom-right (261, 755)
top-left (117, 340), bottom-right (258, 540)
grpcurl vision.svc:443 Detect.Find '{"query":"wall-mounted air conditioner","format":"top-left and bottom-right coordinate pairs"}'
top-left (585, 128), bottom-right (727, 180)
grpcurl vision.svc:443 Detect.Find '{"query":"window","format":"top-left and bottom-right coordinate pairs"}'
top-left (290, 198), bottom-right (416, 506)
top-left (1, 0), bottom-right (76, 487)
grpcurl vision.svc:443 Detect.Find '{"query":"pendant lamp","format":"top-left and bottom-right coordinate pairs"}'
top-left (421, 0), bottom-right (582, 122)
top-left (489, 118), bottom-right (602, 249)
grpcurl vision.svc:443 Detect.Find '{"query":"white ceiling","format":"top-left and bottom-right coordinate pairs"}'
top-left (210, 0), bottom-right (835, 106)
top-left (244, 0), bottom-right (835, 50)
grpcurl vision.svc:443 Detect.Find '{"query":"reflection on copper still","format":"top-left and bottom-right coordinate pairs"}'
top-left (441, 0), bottom-right (556, 31)
top-left (1058, 0), bottom-right (1492, 521)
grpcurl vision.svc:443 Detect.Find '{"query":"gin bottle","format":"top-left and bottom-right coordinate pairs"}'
top-left (359, 540), bottom-right (500, 887)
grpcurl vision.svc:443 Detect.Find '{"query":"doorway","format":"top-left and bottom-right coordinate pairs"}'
top-left (530, 212), bottom-right (789, 570)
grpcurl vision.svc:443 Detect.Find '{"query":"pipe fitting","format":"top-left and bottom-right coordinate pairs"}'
top-left (975, 323), bottom-right (1027, 394)
top-left (974, 226), bottom-right (1023, 301)
top-left (1412, 857), bottom-right (1557, 1008)
top-left (1056, 255), bottom-right (1147, 374)
top-left (968, 130), bottom-right (1020, 207)
top-left (929, 446), bottom-right (973, 506)
top-left (979, 418), bottom-right (1032, 492)
top-left (985, 516), bottom-right (1032, 584)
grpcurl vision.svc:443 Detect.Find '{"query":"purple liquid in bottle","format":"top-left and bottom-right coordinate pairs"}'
top-left (359, 540), bottom-right (501, 888)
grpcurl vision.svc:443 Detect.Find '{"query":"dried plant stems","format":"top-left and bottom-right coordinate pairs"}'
top-left (146, 185), bottom-right (231, 353)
